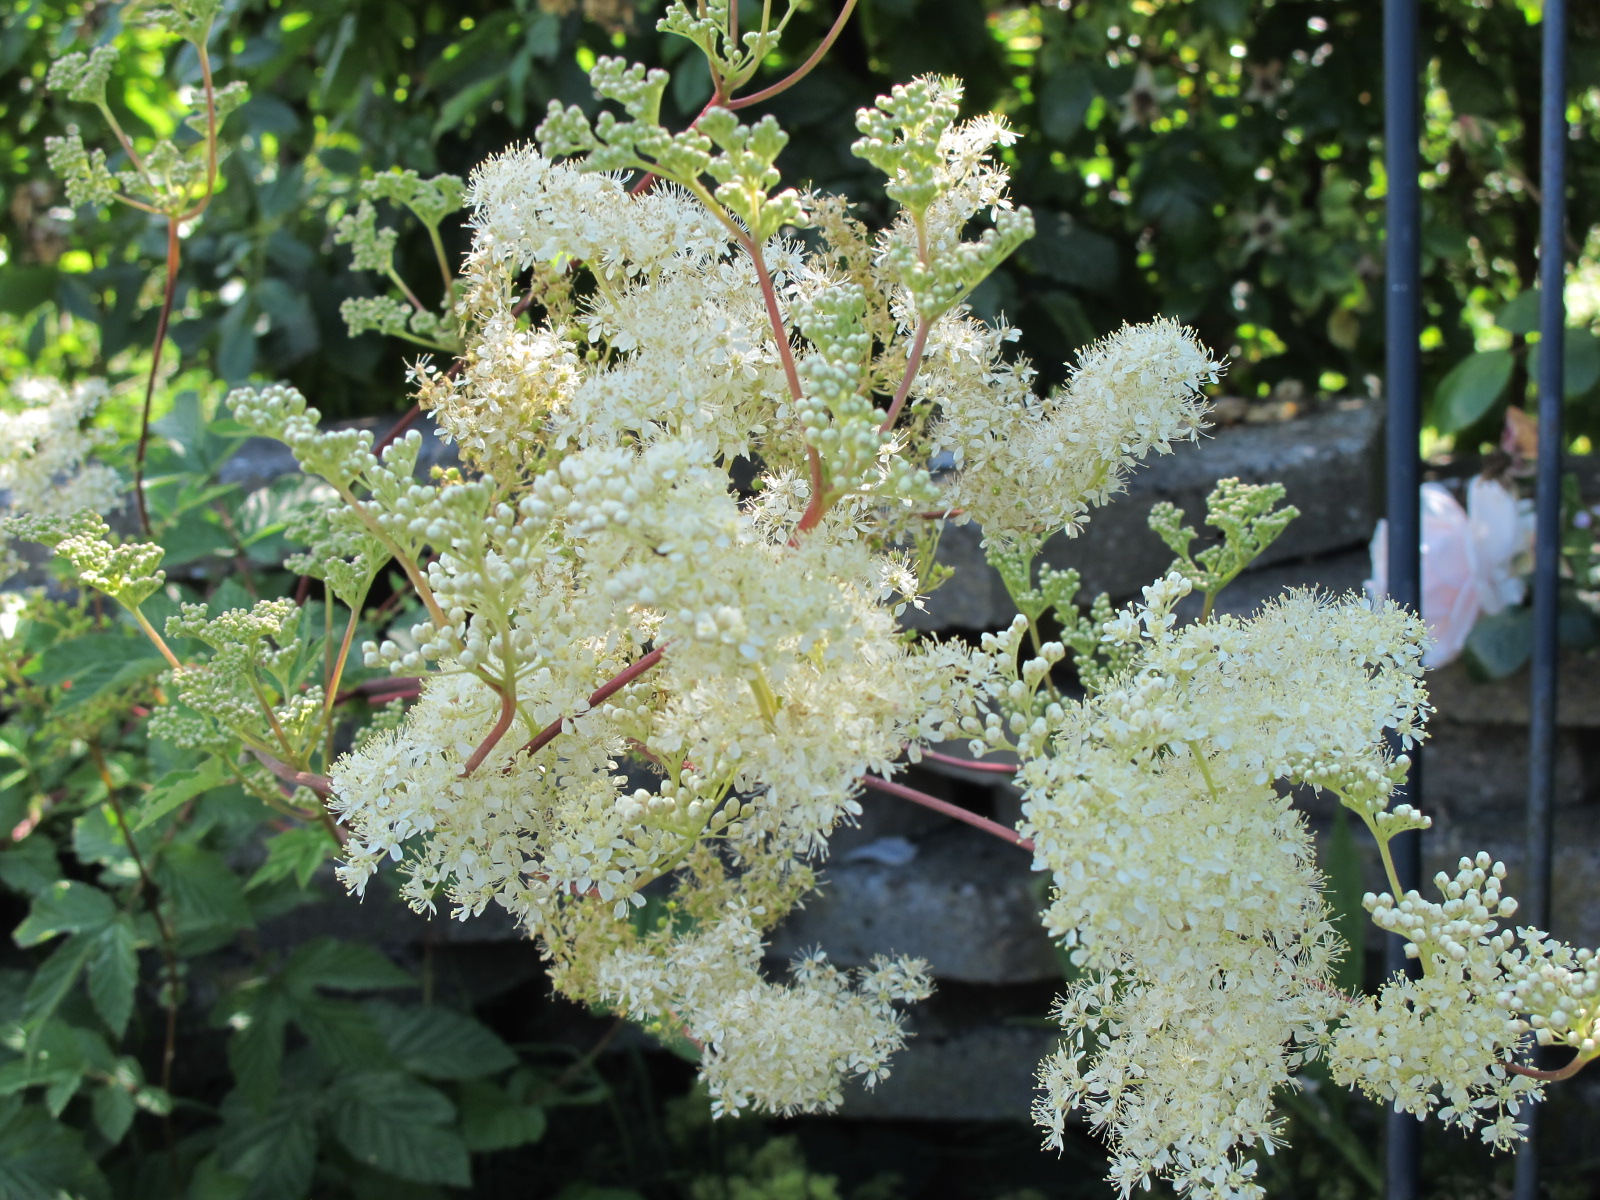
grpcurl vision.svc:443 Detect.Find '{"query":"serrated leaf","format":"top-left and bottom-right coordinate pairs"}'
top-left (0, 841), bottom-right (64, 899)
top-left (458, 1078), bottom-right (547, 1152)
top-left (91, 1081), bottom-right (136, 1144)
top-left (217, 1086), bottom-right (317, 1200)
top-left (225, 991), bottom-right (290, 1108)
top-left (1433, 348), bottom-right (1513, 433)
top-left (281, 938), bottom-right (414, 994)
top-left (153, 845), bottom-right (254, 933)
top-left (0, 1096), bottom-right (107, 1200)
top-left (87, 917), bottom-right (139, 1037)
top-left (14, 882), bottom-right (115, 947)
top-left (291, 995), bottom-right (390, 1070)
top-left (33, 634), bottom-right (166, 712)
top-left (22, 936), bottom-right (93, 1024)
top-left (134, 758), bottom-right (229, 830)
top-left (247, 826), bottom-right (333, 891)
top-left (329, 1071), bottom-right (469, 1186)
top-left (185, 1153), bottom-right (251, 1200)
top-left (71, 805), bottom-right (137, 881)
top-left (369, 1001), bottom-right (516, 1080)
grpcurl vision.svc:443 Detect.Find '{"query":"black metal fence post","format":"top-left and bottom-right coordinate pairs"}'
top-left (1382, 0), bottom-right (1423, 1193)
top-left (1513, 2), bottom-right (1567, 1198)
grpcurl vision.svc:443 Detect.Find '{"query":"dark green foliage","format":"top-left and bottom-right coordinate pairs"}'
top-left (5, 1), bottom-right (1596, 422)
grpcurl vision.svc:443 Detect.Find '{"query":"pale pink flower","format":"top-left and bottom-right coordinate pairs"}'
top-left (1366, 478), bottom-right (1532, 668)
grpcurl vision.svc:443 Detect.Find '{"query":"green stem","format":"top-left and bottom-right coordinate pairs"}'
top-left (1187, 741), bottom-right (1219, 801)
top-left (246, 669), bottom-right (297, 762)
top-left (322, 598), bottom-right (364, 765)
top-left (425, 221), bottom-right (454, 298)
top-left (128, 604), bottom-right (183, 670)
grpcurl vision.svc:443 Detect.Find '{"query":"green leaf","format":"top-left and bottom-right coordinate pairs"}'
top-left (217, 1086), bottom-right (317, 1200)
top-left (369, 1000), bottom-right (516, 1080)
top-left (1038, 66), bottom-right (1096, 143)
top-left (459, 1078), bottom-right (547, 1152)
top-left (282, 938), bottom-right (414, 994)
top-left (291, 995), bottom-right (391, 1070)
top-left (0, 1097), bottom-right (107, 1200)
top-left (21, 936), bottom-right (94, 1024)
top-left (329, 1071), bottom-right (470, 1186)
top-left (1023, 214), bottom-right (1118, 292)
top-left (91, 1081), bottom-right (136, 1144)
top-left (1528, 327), bottom-right (1600, 399)
top-left (0, 267), bottom-right (59, 317)
top-left (216, 303), bottom-right (257, 386)
top-left (0, 841), bottom-right (64, 899)
top-left (247, 826), bottom-right (333, 891)
top-left (1433, 348), bottom-right (1513, 433)
top-left (134, 758), bottom-right (230, 830)
top-left (1494, 290), bottom-right (1541, 335)
top-left (185, 1153), bottom-right (251, 1200)
top-left (432, 73), bottom-right (505, 141)
top-left (158, 508), bottom-right (235, 568)
top-left (153, 845), bottom-right (254, 933)
top-left (151, 388), bottom-right (240, 475)
top-left (87, 917), bottom-right (139, 1037)
top-left (33, 634), bottom-right (166, 712)
top-left (1463, 606), bottom-right (1533, 680)
top-left (72, 805), bottom-right (138, 879)
top-left (225, 991), bottom-right (290, 1107)
top-left (14, 882), bottom-right (115, 947)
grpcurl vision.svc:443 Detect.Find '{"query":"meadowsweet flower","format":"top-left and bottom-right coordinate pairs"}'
top-left (947, 319), bottom-right (1219, 538)
top-left (0, 378), bottom-right (124, 578)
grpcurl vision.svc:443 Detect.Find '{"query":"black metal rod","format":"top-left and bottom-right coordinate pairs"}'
top-left (1382, 0), bottom-right (1423, 1195)
top-left (1513, 2), bottom-right (1566, 1197)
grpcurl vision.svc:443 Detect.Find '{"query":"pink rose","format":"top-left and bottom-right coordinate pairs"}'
top-left (1365, 478), bottom-right (1532, 668)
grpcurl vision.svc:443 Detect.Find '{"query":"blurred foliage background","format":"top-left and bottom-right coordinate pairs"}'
top-left (2, 0), bottom-right (1598, 438)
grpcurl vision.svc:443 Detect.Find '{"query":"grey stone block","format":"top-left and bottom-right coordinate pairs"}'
top-left (768, 825), bottom-right (1056, 985)
top-left (834, 984), bottom-right (1061, 1121)
top-left (908, 399), bottom-right (1383, 630)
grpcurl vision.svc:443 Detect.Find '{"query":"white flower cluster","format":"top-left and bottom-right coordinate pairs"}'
top-left (209, 38), bottom-right (1600, 1177)
top-left (945, 319), bottom-right (1219, 537)
top-left (290, 56), bottom-right (1228, 1120)
top-left (0, 377), bottom-right (124, 578)
top-left (1022, 584), bottom-right (1429, 1197)
top-left (590, 905), bottom-right (932, 1117)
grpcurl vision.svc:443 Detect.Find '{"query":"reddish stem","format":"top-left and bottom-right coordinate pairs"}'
top-left (630, 93), bottom-right (726, 197)
top-left (919, 748), bottom-right (1017, 775)
top-left (335, 675), bottom-right (422, 705)
top-left (795, 446), bottom-right (827, 535)
top-left (373, 403), bottom-right (423, 458)
top-left (460, 683), bottom-right (518, 777)
top-left (1505, 1053), bottom-right (1593, 1082)
top-left (879, 315), bottom-right (929, 432)
top-left (252, 749), bottom-right (332, 795)
top-left (133, 217), bottom-right (182, 536)
top-left (859, 774), bottom-right (1033, 852)
top-left (728, 0), bottom-right (859, 111)
top-left (519, 645), bottom-right (667, 758)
